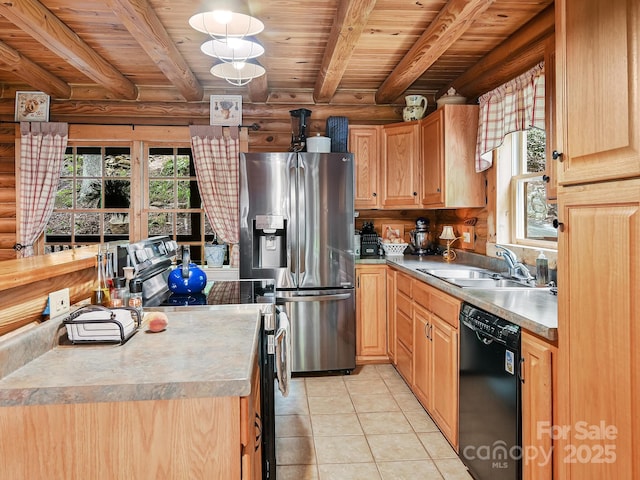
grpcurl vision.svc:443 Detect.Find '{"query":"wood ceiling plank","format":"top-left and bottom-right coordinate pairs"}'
top-left (0, 0), bottom-right (137, 100)
top-left (108, 0), bottom-right (203, 101)
top-left (0, 41), bottom-right (71, 98)
top-left (313, 0), bottom-right (378, 103)
top-left (375, 0), bottom-right (496, 103)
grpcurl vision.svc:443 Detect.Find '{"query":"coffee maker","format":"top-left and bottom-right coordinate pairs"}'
top-left (289, 108), bottom-right (312, 152)
top-left (409, 217), bottom-right (432, 255)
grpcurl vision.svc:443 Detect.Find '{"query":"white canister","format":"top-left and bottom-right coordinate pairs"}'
top-left (307, 134), bottom-right (331, 152)
top-left (354, 234), bottom-right (361, 258)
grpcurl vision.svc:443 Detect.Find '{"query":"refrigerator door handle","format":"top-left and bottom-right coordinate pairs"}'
top-left (276, 293), bottom-right (352, 302)
top-left (289, 163), bottom-right (298, 281)
top-left (297, 160), bottom-right (306, 281)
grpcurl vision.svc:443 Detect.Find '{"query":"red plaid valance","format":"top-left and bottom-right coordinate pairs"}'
top-left (476, 62), bottom-right (546, 172)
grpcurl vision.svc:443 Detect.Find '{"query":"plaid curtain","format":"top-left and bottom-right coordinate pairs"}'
top-left (190, 125), bottom-right (240, 267)
top-left (476, 62), bottom-right (546, 172)
top-left (17, 122), bottom-right (68, 257)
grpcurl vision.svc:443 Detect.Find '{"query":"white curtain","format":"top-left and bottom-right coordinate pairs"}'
top-left (476, 62), bottom-right (546, 172)
top-left (189, 125), bottom-right (240, 267)
top-left (17, 122), bottom-right (68, 257)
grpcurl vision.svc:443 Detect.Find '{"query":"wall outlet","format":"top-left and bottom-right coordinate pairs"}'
top-left (49, 288), bottom-right (70, 317)
top-left (461, 226), bottom-right (476, 250)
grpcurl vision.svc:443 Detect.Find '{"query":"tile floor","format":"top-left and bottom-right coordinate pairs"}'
top-left (275, 363), bottom-right (473, 480)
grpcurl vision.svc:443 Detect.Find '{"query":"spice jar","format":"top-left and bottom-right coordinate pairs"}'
top-left (128, 278), bottom-right (143, 311)
top-left (110, 277), bottom-right (128, 307)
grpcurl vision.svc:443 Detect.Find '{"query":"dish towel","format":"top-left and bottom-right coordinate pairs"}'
top-left (275, 311), bottom-right (292, 397)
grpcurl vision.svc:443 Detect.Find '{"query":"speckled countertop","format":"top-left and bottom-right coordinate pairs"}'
top-left (0, 305), bottom-right (263, 407)
top-left (365, 255), bottom-right (558, 341)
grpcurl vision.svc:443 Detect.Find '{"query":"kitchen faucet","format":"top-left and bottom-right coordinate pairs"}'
top-left (495, 245), bottom-right (535, 282)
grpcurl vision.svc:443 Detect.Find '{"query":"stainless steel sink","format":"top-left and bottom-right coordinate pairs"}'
top-left (416, 268), bottom-right (536, 289)
top-left (417, 268), bottom-right (499, 279)
top-left (444, 278), bottom-right (533, 289)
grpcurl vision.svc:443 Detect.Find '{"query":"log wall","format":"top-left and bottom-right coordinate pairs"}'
top-left (0, 124), bottom-right (16, 261)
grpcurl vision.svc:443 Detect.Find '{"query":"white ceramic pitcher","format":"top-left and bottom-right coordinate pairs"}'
top-left (403, 94), bottom-right (428, 121)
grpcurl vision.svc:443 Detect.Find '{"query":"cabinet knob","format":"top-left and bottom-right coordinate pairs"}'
top-left (372, 192), bottom-right (377, 197)
top-left (552, 150), bottom-right (563, 161)
top-left (542, 175), bottom-right (550, 183)
top-left (413, 192), bottom-right (417, 196)
top-left (553, 219), bottom-right (565, 232)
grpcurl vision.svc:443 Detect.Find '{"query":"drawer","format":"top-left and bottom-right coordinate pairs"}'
top-left (431, 289), bottom-right (460, 328)
top-left (413, 281), bottom-right (431, 310)
top-left (396, 341), bottom-right (413, 385)
top-left (396, 291), bottom-right (412, 316)
top-left (397, 273), bottom-right (413, 297)
top-left (396, 309), bottom-right (413, 352)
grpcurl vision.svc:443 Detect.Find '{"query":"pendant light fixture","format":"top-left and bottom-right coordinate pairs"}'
top-left (189, 1), bottom-right (266, 86)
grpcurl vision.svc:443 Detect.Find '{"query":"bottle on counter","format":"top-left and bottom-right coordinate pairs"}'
top-left (92, 252), bottom-right (110, 306)
top-left (128, 278), bottom-right (143, 311)
top-left (536, 251), bottom-right (549, 287)
top-left (110, 277), bottom-right (128, 308)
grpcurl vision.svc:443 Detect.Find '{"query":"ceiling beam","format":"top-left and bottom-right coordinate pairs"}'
top-left (313, 0), bottom-right (378, 104)
top-left (108, 0), bottom-right (203, 102)
top-left (375, 0), bottom-right (495, 104)
top-left (0, 0), bottom-right (138, 100)
top-left (446, 4), bottom-right (555, 99)
top-left (0, 41), bottom-right (71, 99)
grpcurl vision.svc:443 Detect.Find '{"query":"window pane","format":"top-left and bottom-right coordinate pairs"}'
top-left (105, 148), bottom-right (131, 177)
top-left (105, 213), bottom-right (129, 235)
top-left (177, 180), bottom-right (194, 207)
top-left (176, 152), bottom-right (191, 176)
top-left (75, 213), bottom-right (100, 235)
top-left (55, 179), bottom-right (73, 208)
top-left (149, 180), bottom-right (174, 208)
top-left (104, 179), bottom-right (130, 208)
top-left (149, 148), bottom-right (175, 176)
top-left (148, 212), bottom-right (172, 235)
top-left (47, 212), bottom-right (71, 235)
top-left (77, 149), bottom-right (102, 177)
top-left (525, 179), bottom-right (558, 241)
top-left (62, 152), bottom-right (74, 176)
top-left (176, 212), bottom-right (193, 235)
top-left (76, 179), bottom-right (101, 208)
top-left (204, 214), bottom-right (215, 235)
top-left (526, 128), bottom-right (546, 173)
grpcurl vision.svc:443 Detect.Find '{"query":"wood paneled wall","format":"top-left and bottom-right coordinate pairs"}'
top-left (0, 124), bottom-right (16, 261)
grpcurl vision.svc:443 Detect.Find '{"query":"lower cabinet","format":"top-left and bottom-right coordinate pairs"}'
top-left (521, 331), bottom-right (556, 480)
top-left (395, 272), bottom-right (414, 383)
top-left (355, 264), bottom-right (388, 363)
top-left (241, 359), bottom-right (262, 480)
top-left (386, 267), bottom-right (396, 364)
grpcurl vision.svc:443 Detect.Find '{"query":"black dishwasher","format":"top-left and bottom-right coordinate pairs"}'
top-left (459, 303), bottom-right (521, 480)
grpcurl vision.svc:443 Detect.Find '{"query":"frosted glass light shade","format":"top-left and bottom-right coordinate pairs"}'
top-left (189, 11), bottom-right (264, 37)
top-left (201, 37), bottom-right (264, 61)
top-left (440, 225), bottom-right (456, 240)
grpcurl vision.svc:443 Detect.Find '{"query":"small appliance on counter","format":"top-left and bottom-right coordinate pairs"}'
top-left (359, 222), bottom-right (379, 258)
top-left (409, 217), bottom-right (436, 255)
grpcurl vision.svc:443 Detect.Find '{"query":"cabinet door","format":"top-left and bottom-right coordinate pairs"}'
top-left (386, 267), bottom-right (396, 364)
top-left (382, 122), bottom-right (421, 208)
top-left (430, 315), bottom-right (459, 449)
top-left (522, 332), bottom-right (555, 480)
top-left (544, 37), bottom-right (557, 201)
top-left (356, 265), bottom-right (387, 360)
top-left (557, 179), bottom-right (640, 480)
top-left (350, 126), bottom-right (381, 209)
top-left (556, 0), bottom-right (640, 184)
top-left (412, 304), bottom-right (432, 409)
top-left (420, 109), bottom-right (445, 206)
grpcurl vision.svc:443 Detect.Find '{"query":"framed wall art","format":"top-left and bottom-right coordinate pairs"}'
top-left (15, 91), bottom-right (50, 122)
top-left (210, 95), bottom-right (242, 126)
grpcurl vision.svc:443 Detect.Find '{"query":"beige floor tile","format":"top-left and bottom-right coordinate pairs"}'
top-left (357, 411), bottom-right (413, 435)
top-left (305, 377), bottom-right (348, 397)
top-left (314, 435), bottom-right (374, 464)
top-left (275, 414), bottom-right (313, 437)
top-left (276, 392), bottom-right (310, 415)
top-left (345, 378), bottom-right (390, 395)
top-left (418, 432), bottom-right (458, 459)
top-left (308, 395), bottom-right (355, 415)
top-left (383, 376), bottom-right (413, 395)
top-left (311, 413), bottom-right (363, 436)
top-left (403, 409), bottom-right (440, 433)
top-left (377, 460), bottom-right (443, 480)
top-left (344, 364), bottom-right (382, 381)
top-left (393, 392), bottom-right (427, 412)
top-left (434, 458), bottom-right (474, 479)
top-left (318, 463), bottom-right (382, 480)
top-left (276, 436), bottom-right (317, 465)
top-left (286, 378), bottom-right (308, 396)
top-left (351, 393), bottom-right (400, 413)
top-left (366, 433), bottom-right (430, 462)
top-left (277, 464), bottom-right (319, 480)
top-left (374, 363), bottom-right (399, 378)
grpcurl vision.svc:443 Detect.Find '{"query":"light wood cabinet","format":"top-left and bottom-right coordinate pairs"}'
top-left (412, 303), bottom-right (432, 408)
top-left (350, 125), bottom-right (382, 209)
top-left (241, 360), bottom-right (262, 480)
top-left (420, 105), bottom-right (483, 208)
top-left (556, 178), bottom-right (640, 480)
top-left (521, 331), bottom-right (556, 480)
top-left (556, 0), bottom-right (640, 185)
top-left (543, 37), bottom-right (557, 201)
top-left (395, 271), bottom-right (414, 383)
top-left (386, 266), bottom-right (396, 364)
top-left (381, 122), bottom-right (422, 208)
top-left (355, 264), bottom-right (388, 363)
top-left (430, 314), bottom-right (458, 447)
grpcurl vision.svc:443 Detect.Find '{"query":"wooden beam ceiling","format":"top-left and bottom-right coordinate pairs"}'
top-left (0, 41), bottom-right (71, 99)
top-left (0, 0), bottom-right (138, 100)
top-left (313, 0), bottom-right (378, 104)
top-left (108, 0), bottom-right (203, 102)
top-left (375, 0), bottom-right (496, 104)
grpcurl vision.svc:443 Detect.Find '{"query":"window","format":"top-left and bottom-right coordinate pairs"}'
top-left (503, 130), bottom-right (557, 247)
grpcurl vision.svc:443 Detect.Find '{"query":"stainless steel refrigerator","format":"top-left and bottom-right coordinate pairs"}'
top-left (239, 152), bottom-right (356, 373)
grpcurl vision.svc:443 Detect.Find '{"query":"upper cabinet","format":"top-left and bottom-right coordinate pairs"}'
top-left (350, 104), bottom-right (484, 210)
top-left (555, 0), bottom-right (640, 184)
top-left (349, 126), bottom-right (382, 209)
top-left (420, 105), bottom-right (483, 208)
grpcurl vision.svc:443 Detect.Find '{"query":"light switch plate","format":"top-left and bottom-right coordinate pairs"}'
top-left (461, 226), bottom-right (475, 250)
top-left (49, 288), bottom-right (70, 317)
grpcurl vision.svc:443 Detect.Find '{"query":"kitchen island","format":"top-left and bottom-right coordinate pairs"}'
top-left (0, 305), bottom-right (264, 480)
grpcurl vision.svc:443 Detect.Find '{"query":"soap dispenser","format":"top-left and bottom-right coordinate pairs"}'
top-left (536, 251), bottom-right (549, 287)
